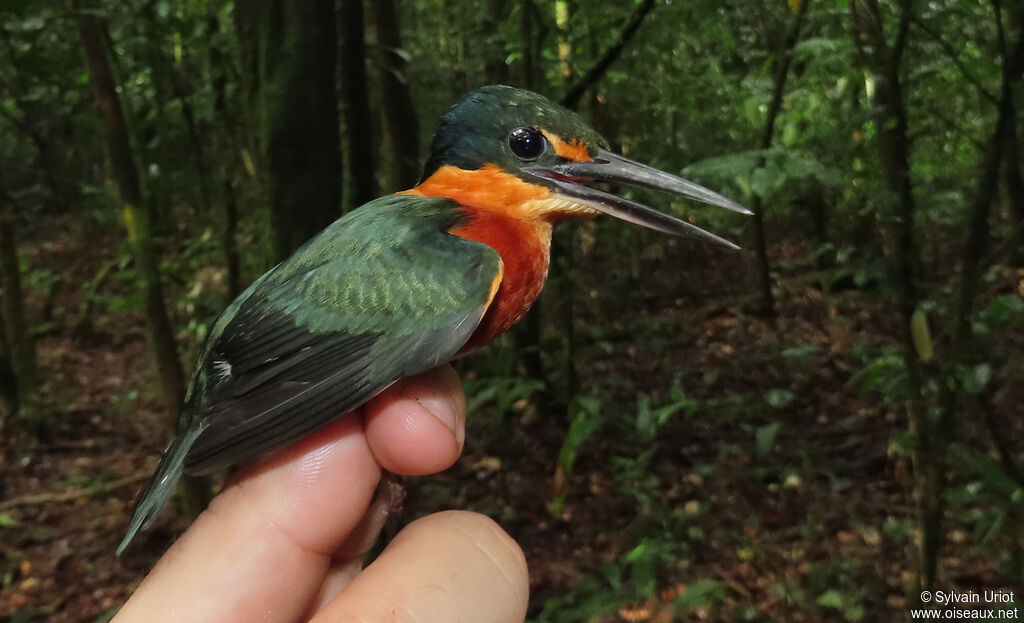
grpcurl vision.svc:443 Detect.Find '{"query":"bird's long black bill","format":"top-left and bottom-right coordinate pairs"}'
top-left (524, 148), bottom-right (747, 250)
top-left (528, 171), bottom-right (741, 250)
top-left (545, 149), bottom-right (752, 215)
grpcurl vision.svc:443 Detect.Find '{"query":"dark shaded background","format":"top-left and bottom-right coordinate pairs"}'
top-left (0, 0), bottom-right (1022, 621)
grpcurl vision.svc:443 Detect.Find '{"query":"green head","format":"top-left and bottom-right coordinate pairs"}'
top-left (419, 85), bottom-right (751, 248)
top-left (422, 85), bottom-right (609, 179)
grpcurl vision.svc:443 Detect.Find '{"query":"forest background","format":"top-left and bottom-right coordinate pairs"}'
top-left (0, 0), bottom-right (1022, 621)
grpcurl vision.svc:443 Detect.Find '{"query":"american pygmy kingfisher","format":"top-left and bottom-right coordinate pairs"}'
top-left (118, 85), bottom-right (749, 554)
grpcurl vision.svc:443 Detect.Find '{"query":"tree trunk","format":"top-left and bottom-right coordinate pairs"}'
top-left (749, 0), bottom-right (812, 317)
top-left (853, 0), bottom-right (939, 592)
top-left (339, 0), bottom-right (377, 211)
top-left (134, 0), bottom-right (176, 235)
top-left (142, 0), bottom-right (217, 230)
top-left (371, 0), bottom-right (421, 191)
top-left (207, 6), bottom-right (243, 299)
top-left (1007, 126), bottom-right (1024, 264)
top-left (0, 307), bottom-right (16, 418)
top-left (938, 3), bottom-right (1024, 565)
top-left (953, 12), bottom-right (1023, 343)
top-left (0, 185), bottom-right (33, 394)
top-left (235, 0), bottom-right (343, 261)
top-left (1004, 6), bottom-right (1024, 265)
top-left (74, 0), bottom-right (186, 418)
top-left (482, 0), bottom-right (510, 84)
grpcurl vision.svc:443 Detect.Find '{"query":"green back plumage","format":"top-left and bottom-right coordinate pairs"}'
top-left (184, 194), bottom-right (500, 469)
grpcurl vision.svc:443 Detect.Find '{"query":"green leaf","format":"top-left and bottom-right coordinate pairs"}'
top-left (795, 37), bottom-right (841, 56)
top-left (556, 397), bottom-right (603, 475)
top-left (765, 388), bottom-right (794, 409)
top-left (910, 308), bottom-right (933, 362)
top-left (781, 343), bottom-right (822, 360)
top-left (601, 563), bottom-right (622, 590)
top-left (973, 507), bottom-right (1005, 544)
top-left (963, 363), bottom-right (991, 394)
top-left (750, 164), bottom-right (782, 199)
top-left (684, 150), bottom-right (765, 182)
top-left (631, 555), bottom-right (657, 598)
top-left (624, 541), bottom-right (647, 563)
top-left (817, 589), bottom-right (845, 608)
top-left (985, 294), bottom-right (1024, 324)
top-left (0, 514), bottom-right (18, 528)
top-left (675, 580), bottom-right (725, 610)
top-left (12, 16), bottom-right (45, 31)
top-left (90, 607), bottom-right (121, 623)
top-left (755, 422), bottom-right (781, 458)
top-left (963, 450), bottom-right (1023, 500)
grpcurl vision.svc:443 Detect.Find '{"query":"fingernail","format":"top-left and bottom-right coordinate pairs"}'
top-left (403, 378), bottom-right (465, 449)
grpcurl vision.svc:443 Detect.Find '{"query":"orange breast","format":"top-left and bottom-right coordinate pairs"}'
top-left (450, 210), bottom-right (551, 353)
top-left (403, 164), bottom-right (555, 352)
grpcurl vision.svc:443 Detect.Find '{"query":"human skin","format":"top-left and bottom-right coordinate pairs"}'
top-left (113, 365), bottom-right (529, 623)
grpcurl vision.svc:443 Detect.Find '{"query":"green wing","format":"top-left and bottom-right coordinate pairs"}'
top-left (181, 194), bottom-right (501, 474)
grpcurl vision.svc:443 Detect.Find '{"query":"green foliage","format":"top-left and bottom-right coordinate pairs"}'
top-left (816, 588), bottom-right (865, 621)
top-left (807, 559), bottom-right (867, 621)
top-left (949, 447), bottom-right (1024, 584)
top-left (106, 389), bottom-right (139, 416)
top-left (848, 348), bottom-right (907, 403)
top-left (90, 608), bottom-right (121, 623)
top-left (551, 395), bottom-right (603, 515)
top-left (764, 388), bottom-right (794, 409)
top-left (755, 421), bottom-right (782, 458)
top-left (610, 449), bottom-right (661, 511)
top-left (634, 380), bottom-right (700, 441)
top-left (465, 375), bottom-right (545, 424)
top-left (674, 579), bottom-right (726, 611)
top-left (2, 0), bottom-right (1022, 619)
top-left (685, 148), bottom-right (842, 205)
top-left (534, 544), bottom-right (725, 623)
top-left (910, 308), bottom-right (934, 362)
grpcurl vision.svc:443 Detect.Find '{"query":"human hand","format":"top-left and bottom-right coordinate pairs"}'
top-left (114, 365), bottom-right (529, 623)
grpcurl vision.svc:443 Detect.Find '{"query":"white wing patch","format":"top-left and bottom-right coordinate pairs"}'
top-left (213, 359), bottom-right (233, 380)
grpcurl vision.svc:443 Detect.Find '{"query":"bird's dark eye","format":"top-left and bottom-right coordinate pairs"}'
top-left (508, 127), bottom-right (546, 160)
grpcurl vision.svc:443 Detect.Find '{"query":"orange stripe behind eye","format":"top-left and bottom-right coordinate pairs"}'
top-left (540, 130), bottom-right (592, 162)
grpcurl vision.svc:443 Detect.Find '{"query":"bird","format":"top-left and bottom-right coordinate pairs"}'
top-left (117, 85), bottom-right (749, 555)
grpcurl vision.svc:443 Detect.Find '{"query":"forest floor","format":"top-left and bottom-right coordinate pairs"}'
top-left (0, 217), bottom-right (1020, 623)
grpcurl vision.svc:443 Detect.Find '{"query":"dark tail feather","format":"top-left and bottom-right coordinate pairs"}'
top-left (117, 427), bottom-right (203, 556)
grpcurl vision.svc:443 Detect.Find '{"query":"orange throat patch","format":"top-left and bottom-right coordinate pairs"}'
top-left (404, 165), bottom-right (556, 351)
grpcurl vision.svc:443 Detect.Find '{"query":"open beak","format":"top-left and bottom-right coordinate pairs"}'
top-left (524, 149), bottom-right (750, 250)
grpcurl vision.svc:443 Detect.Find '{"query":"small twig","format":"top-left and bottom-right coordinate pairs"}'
top-left (560, 0), bottom-right (657, 110)
top-left (0, 471), bottom-right (149, 511)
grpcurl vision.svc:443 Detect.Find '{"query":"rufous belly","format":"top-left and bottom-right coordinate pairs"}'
top-left (450, 209), bottom-right (552, 353)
